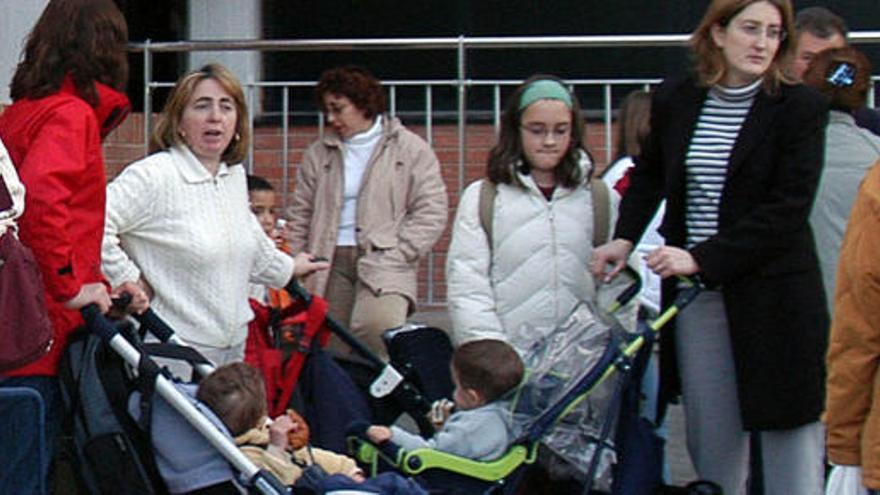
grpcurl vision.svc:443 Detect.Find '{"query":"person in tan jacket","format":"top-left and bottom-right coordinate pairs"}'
top-left (825, 159), bottom-right (880, 492)
top-left (287, 65), bottom-right (448, 359)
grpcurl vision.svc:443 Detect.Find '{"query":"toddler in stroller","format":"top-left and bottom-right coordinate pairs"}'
top-left (196, 361), bottom-right (364, 486)
top-left (365, 340), bottom-right (523, 461)
top-left (349, 276), bottom-right (718, 495)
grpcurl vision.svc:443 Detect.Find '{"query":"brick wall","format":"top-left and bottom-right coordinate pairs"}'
top-left (102, 114), bottom-right (616, 307)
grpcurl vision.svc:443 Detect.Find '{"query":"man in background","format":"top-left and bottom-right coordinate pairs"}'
top-left (790, 6), bottom-right (880, 135)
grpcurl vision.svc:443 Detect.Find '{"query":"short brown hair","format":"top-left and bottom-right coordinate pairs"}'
top-left (795, 6), bottom-right (848, 40)
top-left (151, 64), bottom-right (250, 165)
top-left (690, 0), bottom-right (796, 93)
top-left (452, 340), bottom-right (524, 403)
top-left (802, 47), bottom-right (872, 113)
top-left (10, 0), bottom-right (129, 106)
top-left (315, 65), bottom-right (387, 120)
top-left (196, 362), bottom-right (267, 437)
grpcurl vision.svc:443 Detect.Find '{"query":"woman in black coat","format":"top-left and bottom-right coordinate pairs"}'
top-left (592, 1), bottom-right (828, 494)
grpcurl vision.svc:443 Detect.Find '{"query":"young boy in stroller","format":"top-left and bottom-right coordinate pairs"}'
top-left (365, 340), bottom-right (523, 461)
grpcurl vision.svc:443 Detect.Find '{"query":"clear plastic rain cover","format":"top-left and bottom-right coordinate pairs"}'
top-left (508, 300), bottom-right (633, 492)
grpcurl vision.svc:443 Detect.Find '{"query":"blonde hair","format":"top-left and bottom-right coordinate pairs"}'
top-left (690, 0), bottom-right (796, 93)
top-left (151, 64), bottom-right (250, 164)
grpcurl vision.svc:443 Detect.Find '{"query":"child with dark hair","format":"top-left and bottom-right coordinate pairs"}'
top-left (247, 174), bottom-right (280, 241)
top-left (197, 362), bottom-right (364, 486)
top-left (246, 173), bottom-right (289, 303)
top-left (367, 339), bottom-right (523, 461)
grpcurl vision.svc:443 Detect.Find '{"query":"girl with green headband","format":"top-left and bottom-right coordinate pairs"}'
top-left (446, 74), bottom-right (624, 489)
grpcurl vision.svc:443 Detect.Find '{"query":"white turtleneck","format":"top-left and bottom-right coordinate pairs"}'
top-left (337, 115), bottom-right (384, 246)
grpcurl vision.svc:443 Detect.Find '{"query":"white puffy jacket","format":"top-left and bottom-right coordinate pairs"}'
top-left (446, 166), bottom-right (623, 353)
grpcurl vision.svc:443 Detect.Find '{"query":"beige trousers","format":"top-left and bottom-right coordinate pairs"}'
top-left (324, 246), bottom-right (408, 360)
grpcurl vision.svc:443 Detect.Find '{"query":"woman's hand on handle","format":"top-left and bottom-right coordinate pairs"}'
top-left (591, 239), bottom-right (634, 283)
top-left (645, 246), bottom-right (699, 279)
top-left (63, 282), bottom-right (112, 313)
top-left (292, 252), bottom-right (330, 279)
top-left (112, 280), bottom-right (151, 314)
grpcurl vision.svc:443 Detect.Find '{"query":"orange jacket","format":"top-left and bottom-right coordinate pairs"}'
top-left (825, 159), bottom-right (880, 488)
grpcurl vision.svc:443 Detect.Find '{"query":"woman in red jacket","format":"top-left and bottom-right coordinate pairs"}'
top-left (0, 0), bottom-right (131, 491)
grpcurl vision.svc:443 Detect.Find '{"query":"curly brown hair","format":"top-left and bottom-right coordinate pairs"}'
top-left (315, 65), bottom-right (387, 120)
top-left (196, 362), bottom-right (267, 437)
top-left (487, 75), bottom-right (588, 189)
top-left (690, 0), bottom-right (796, 93)
top-left (802, 47), bottom-right (872, 113)
top-left (10, 0), bottom-right (128, 107)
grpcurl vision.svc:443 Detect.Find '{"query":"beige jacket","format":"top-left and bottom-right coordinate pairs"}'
top-left (235, 423), bottom-right (361, 486)
top-left (288, 116), bottom-right (447, 306)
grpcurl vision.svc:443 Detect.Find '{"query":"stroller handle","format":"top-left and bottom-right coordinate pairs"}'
top-left (134, 309), bottom-right (175, 342)
top-left (605, 265), bottom-right (643, 314)
top-left (284, 279), bottom-right (386, 371)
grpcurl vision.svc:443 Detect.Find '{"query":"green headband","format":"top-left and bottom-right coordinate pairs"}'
top-left (518, 79), bottom-right (573, 111)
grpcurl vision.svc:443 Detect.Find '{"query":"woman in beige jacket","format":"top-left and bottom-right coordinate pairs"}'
top-left (287, 65), bottom-right (447, 359)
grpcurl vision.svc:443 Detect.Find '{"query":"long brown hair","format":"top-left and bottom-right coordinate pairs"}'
top-left (487, 75), bottom-right (588, 189)
top-left (10, 0), bottom-right (128, 106)
top-left (151, 64), bottom-right (250, 165)
top-left (690, 0), bottom-right (796, 93)
top-left (614, 90), bottom-right (652, 161)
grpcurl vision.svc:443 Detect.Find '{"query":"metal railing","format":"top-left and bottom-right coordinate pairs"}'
top-left (129, 33), bottom-right (880, 305)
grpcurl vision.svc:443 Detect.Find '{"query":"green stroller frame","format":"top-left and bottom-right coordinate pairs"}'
top-left (348, 274), bottom-right (702, 494)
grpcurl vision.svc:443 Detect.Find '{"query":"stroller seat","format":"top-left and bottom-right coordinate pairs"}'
top-left (128, 384), bottom-right (239, 494)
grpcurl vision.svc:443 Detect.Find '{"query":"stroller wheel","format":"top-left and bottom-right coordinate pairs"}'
top-left (685, 480), bottom-right (723, 495)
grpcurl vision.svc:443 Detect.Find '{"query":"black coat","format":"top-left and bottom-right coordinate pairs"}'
top-left (616, 76), bottom-right (830, 430)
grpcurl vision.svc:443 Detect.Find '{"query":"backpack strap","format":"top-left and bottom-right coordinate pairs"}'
top-left (479, 177), bottom-right (611, 249)
top-left (590, 178), bottom-right (611, 247)
top-left (478, 179), bottom-right (497, 248)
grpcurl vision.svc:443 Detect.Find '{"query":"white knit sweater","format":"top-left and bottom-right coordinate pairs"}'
top-left (102, 145), bottom-right (295, 348)
top-left (0, 138), bottom-right (25, 232)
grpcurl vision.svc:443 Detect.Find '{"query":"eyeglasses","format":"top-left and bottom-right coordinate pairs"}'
top-left (325, 103), bottom-right (351, 115)
top-left (733, 21), bottom-right (786, 42)
top-left (520, 125), bottom-right (571, 141)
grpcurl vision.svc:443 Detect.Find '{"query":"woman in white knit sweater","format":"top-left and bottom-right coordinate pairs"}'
top-left (102, 64), bottom-right (327, 366)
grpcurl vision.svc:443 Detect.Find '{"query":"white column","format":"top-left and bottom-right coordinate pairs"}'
top-left (188, 0), bottom-right (262, 112)
top-left (0, 0), bottom-right (49, 104)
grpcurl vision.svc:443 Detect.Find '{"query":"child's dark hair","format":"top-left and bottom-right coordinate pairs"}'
top-left (452, 340), bottom-right (524, 403)
top-left (247, 174), bottom-right (274, 193)
top-left (196, 362), bottom-right (267, 437)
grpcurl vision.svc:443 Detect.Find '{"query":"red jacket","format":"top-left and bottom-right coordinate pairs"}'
top-left (0, 77), bottom-right (130, 376)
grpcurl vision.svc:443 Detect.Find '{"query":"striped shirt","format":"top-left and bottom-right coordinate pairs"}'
top-left (685, 79), bottom-right (761, 248)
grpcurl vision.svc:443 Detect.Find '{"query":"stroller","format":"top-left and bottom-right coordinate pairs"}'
top-left (59, 278), bottom-right (445, 494)
top-left (61, 301), bottom-right (289, 494)
top-left (348, 275), bottom-right (703, 495)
